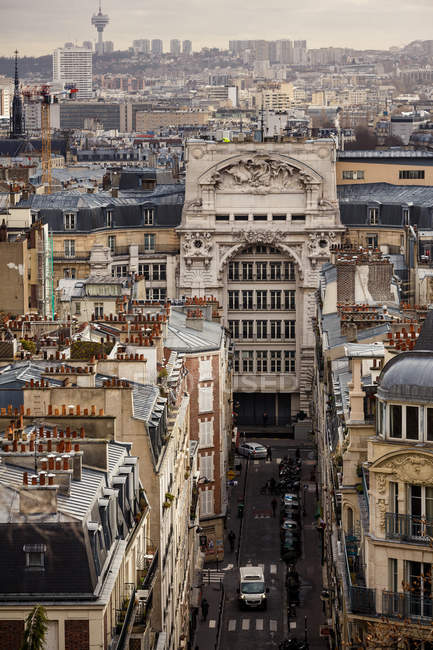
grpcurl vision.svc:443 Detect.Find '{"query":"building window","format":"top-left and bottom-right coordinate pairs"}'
top-left (242, 351), bottom-right (254, 372)
top-left (284, 262), bottom-right (295, 281)
top-left (284, 350), bottom-right (296, 372)
top-left (270, 350), bottom-right (281, 372)
top-left (427, 408), bottom-right (433, 441)
top-left (105, 210), bottom-right (113, 227)
top-left (253, 214), bottom-right (267, 221)
top-left (199, 453), bottom-right (214, 481)
top-left (242, 320), bottom-right (254, 339)
top-left (242, 290), bottom-right (253, 310)
top-left (256, 350), bottom-right (268, 372)
top-left (272, 214), bottom-right (286, 221)
top-left (270, 290), bottom-right (281, 310)
top-left (199, 419), bottom-right (214, 448)
top-left (153, 263), bottom-right (166, 281)
top-left (228, 290), bottom-right (240, 310)
top-left (242, 262), bottom-right (253, 281)
top-left (399, 170), bottom-right (425, 180)
top-left (256, 320), bottom-right (267, 339)
top-left (234, 214), bottom-right (248, 221)
top-left (144, 234), bottom-right (155, 251)
top-left (291, 214), bottom-right (305, 222)
top-left (112, 264), bottom-right (128, 277)
top-left (64, 213), bottom-right (76, 230)
top-left (199, 386), bottom-right (213, 413)
top-left (367, 234), bottom-right (378, 249)
top-left (402, 207), bottom-right (410, 224)
top-left (24, 544), bottom-right (46, 570)
top-left (108, 235), bottom-right (116, 253)
top-left (256, 262), bottom-right (267, 281)
top-left (94, 303), bottom-right (103, 319)
top-left (143, 208), bottom-right (154, 225)
top-left (389, 404), bottom-right (420, 441)
top-left (64, 240), bottom-right (75, 258)
top-left (63, 268), bottom-right (76, 279)
top-left (342, 170), bottom-right (365, 180)
top-left (138, 263), bottom-right (150, 279)
top-left (228, 320), bottom-right (239, 339)
top-left (75, 302), bottom-right (81, 315)
top-left (270, 320), bottom-right (282, 339)
top-left (200, 487), bottom-right (214, 516)
top-left (233, 351), bottom-right (239, 372)
top-left (406, 406), bottom-right (419, 440)
top-left (256, 291), bottom-right (267, 310)
top-left (270, 262), bottom-right (281, 280)
top-left (229, 262), bottom-right (240, 281)
top-left (256, 245), bottom-right (267, 254)
top-left (390, 404), bottom-right (402, 438)
top-left (283, 290), bottom-right (295, 310)
top-left (368, 207), bottom-right (379, 225)
top-left (216, 214), bottom-right (229, 221)
top-left (146, 288), bottom-right (166, 301)
top-left (285, 320), bottom-right (296, 339)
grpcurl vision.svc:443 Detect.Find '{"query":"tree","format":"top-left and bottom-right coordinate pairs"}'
top-left (345, 127), bottom-right (378, 150)
top-left (21, 605), bottom-right (48, 650)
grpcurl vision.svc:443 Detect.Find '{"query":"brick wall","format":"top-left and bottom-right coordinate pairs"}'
top-left (65, 619), bottom-right (89, 650)
top-left (336, 263), bottom-right (355, 303)
top-left (0, 620), bottom-right (24, 650)
top-left (368, 261), bottom-right (393, 302)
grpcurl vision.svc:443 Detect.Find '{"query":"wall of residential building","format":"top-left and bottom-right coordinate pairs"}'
top-left (136, 111), bottom-right (210, 131)
top-left (0, 240), bottom-right (29, 315)
top-left (337, 160), bottom-right (433, 185)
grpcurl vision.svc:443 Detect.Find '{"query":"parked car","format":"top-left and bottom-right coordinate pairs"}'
top-left (237, 442), bottom-right (267, 459)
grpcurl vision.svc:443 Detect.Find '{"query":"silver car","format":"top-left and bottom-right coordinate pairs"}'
top-left (237, 442), bottom-right (267, 459)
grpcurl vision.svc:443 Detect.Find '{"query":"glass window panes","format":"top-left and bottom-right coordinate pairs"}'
top-left (390, 405), bottom-right (402, 438)
top-left (406, 406), bottom-right (419, 440)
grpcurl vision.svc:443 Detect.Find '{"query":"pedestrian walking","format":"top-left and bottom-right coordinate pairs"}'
top-left (263, 411), bottom-right (268, 427)
top-left (266, 445), bottom-right (272, 461)
top-left (228, 530), bottom-right (236, 552)
top-left (271, 497), bottom-right (278, 516)
top-left (201, 598), bottom-right (209, 621)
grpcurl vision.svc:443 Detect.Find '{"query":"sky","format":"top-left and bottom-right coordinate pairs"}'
top-left (1, 0), bottom-right (433, 57)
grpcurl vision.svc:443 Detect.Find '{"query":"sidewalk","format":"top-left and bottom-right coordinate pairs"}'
top-left (192, 459), bottom-right (247, 649)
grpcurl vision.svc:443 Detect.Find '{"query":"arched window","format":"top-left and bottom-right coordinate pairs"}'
top-left (347, 506), bottom-right (354, 535)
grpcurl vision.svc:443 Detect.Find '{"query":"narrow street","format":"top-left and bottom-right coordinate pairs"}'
top-left (195, 435), bottom-right (329, 650)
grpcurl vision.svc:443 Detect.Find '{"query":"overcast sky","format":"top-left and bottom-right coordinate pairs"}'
top-left (1, 0), bottom-right (432, 57)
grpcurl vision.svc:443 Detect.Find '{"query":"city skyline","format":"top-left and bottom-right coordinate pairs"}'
top-left (0, 0), bottom-right (433, 57)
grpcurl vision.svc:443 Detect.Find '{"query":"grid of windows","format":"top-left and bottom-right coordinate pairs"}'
top-left (233, 349), bottom-right (296, 373)
top-left (342, 170), bottom-right (365, 180)
top-left (145, 287), bottom-right (166, 301)
top-left (399, 170), bottom-right (425, 180)
top-left (228, 289), bottom-right (296, 311)
top-left (112, 265), bottom-right (128, 277)
top-left (226, 319), bottom-right (296, 340)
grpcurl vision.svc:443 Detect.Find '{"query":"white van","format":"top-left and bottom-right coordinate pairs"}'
top-left (238, 566), bottom-right (269, 610)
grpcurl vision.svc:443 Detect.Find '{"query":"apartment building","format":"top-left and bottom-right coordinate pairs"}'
top-left (52, 46), bottom-right (93, 100)
top-left (337, 151), bottom-right (433, 186)
top-left (178, 140), bottom-right (344, 425)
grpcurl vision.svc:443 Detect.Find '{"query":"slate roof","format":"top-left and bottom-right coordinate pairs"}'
top-left (166, 308), bottom-right (224, 353)
top-left (338, 183), bottom-right (433, 208)
top-left (414, 310), bottom-right (433, 351)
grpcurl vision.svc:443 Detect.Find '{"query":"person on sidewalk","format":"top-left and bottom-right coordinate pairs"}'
top-left (266, 445), bottom-right (272, 461)
top-left (228, 530), bottom-right (236, 552)
top-left (271, 497), bottom-right (278, 516)
top-left (263, 411), bottom-right (268, 427)
top-left (201, 598), bottom-right (209, 622)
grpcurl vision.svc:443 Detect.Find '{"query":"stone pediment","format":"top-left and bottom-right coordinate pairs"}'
top-left (204, 155), bottom-right (320, 194)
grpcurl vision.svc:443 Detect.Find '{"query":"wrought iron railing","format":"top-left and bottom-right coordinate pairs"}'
top-left (350, 586), bottom-right (376, 615)
top-left (383, 590), bottom-right (433, 622)
top-left (385, 513), bottom-right (433, 543)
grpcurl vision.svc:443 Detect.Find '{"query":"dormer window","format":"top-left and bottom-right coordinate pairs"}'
top-left (144, 208), bottom-right (154, 225)
top-left (368, 207), bottom-right (379, 225)
top-left (105, 210), bottom-right (113, 227)
top-left (64, 213), bottom-right (76, 230)
top-left (24, 544), bottom-right (46, 571)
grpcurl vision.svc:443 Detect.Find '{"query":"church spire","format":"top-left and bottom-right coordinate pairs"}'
top-left (10, 50), bottom-right (25, 139)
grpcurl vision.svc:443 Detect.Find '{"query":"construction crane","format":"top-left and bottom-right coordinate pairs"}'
top-left (23, 85), bottom-right (77, 194)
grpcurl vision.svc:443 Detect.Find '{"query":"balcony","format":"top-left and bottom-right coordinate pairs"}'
top-left (350, 586), bottom-right (376, 615)
top-left (383, 591), bottom-right (433, 623)
top-left (385, 513), bottom-right (433, 544)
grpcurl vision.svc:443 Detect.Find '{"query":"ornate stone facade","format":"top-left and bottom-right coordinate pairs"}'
top-left (178, 141), bottom-right (344, 420)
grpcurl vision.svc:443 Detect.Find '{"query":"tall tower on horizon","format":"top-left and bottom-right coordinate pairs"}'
top-left (91, 1), bottom-right (109, 56)
top-left (10, 50), bottom-right (25, 139)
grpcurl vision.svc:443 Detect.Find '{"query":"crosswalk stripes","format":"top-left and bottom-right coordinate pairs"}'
top-left (227, 618), bottom-right (279, 632)
top-left (202, 568), bottom-right (224, 584)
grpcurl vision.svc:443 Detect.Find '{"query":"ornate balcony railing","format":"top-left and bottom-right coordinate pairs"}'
top-left (383, 590), bottom-right (433, 622)
top-left (385, 513), bottom-right (433, 544)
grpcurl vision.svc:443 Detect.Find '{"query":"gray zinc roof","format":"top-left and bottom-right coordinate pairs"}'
top-left (166, 309), bottom-right (223, 353)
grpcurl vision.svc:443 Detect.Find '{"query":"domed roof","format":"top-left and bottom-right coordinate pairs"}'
top-left (378, 351), bottom-right (433, 402)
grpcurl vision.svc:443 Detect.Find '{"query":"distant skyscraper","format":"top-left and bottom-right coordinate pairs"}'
top-left (53, 45), bottom-right (93, 99)
top-left (182, 40), bottom-right (192, 56)
top-left (133, 39), bottom-right (150, 54)
top-left (91, 1), bottom-right (109, 56)
top-left (10, 51), bottom-right (24, 139)
top-left (151, 39), bottom-right (163, 55)
top-left (83, 41), bottom-right (93, 50)
top-left (103, 41), bottom-right (114, 54)
top-left (170, 39), bottom-right (181, 56)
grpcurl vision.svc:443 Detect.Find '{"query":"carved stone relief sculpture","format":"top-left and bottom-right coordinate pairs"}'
top-left (209, 156), bottom-right (317, 194)
top-left (182, 232), bottom-right (213, 266)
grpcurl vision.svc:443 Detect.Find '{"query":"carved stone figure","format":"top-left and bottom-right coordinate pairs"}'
top-left (376, 473), bottom-right (387, 495)
top-left (210, 156), bottom-right (315, 194)
top-left (234, 229), bottom-right (286, 245)
top-left (377, 498), bottom-right (386, 531)
top-left (182, 232), bottom-right (213, 265)
top-left (377, 454), bottom-right (433, 486)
